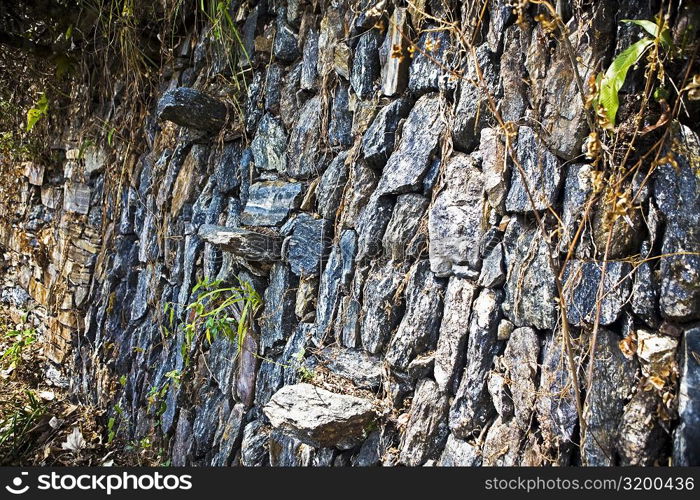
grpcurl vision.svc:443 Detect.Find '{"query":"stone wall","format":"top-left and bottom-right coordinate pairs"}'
top-left (1, 0), bottom-right (698, 466)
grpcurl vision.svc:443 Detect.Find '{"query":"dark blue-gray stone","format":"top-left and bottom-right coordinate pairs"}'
top-left (362, 97), bottom-right (411, 168)
top-left (157, 87), bottom-right (227, 131)
top-left (251, 114), bottom-right (288, 173)
top-left (241, 181), bottom-right (304, 227)
top-left (286, 214), bottom-right (333, 277)
top-left (351, 29), bottom-right (381, 99)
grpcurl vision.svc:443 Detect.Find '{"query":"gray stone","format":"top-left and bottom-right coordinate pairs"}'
top-left (264, 63), bottom-right (284, 113)
top-left (482, 416), bottom-right (523, 466)
top-left (450, 288), bottom-right (504, 437)
top-left (453, 44), bottom-right (499, 151)
top-left (487, 0), bottom-right (513, 50)
top-left (631, 242), bottom-right (660, 327)
top-left (213, 142), bottom-right (242, 194)
top-left (399, 379), bottom-right (449, 466)
top-left (360, 261), bottom-right (408, 354)
top-left (582, 329), bottom-right (637, 466)
top-left (241, 419), bottom-right (270, 466)
top-left (505, 126), bottom-right (562, 212)
top-left (561, 259), bottom-right (633, 326)
top-left (273, 14), bottom-right (300, 62)
top-left (198, 224), bottom-right (282, 263)
top-left (381, 8), bottom-right (409, 96)
top-left (355, 192), bottom-right (394, 261)
top-left (316, 152), bottom-right (349, 220)
top-left (315, 345), bottom-right (383, 390)
top-left (498, 327), bottom-right (539, 428)
top-left (64, 182), bottom-right (91, 215)
top-left (251, 114), bottom-right (287, 173)
top-left (340, 162), bottom-right (377, 229)
top-left (434, 277), bottom-right (476, 394)
top-left (408, 30), bottom-right (456, 95)
top-left (480, 128), bottom-right (508, 212)
top-left (619, 387), bottom-right (670, 466)
top-left (674, 324), bottom-right (700, 465)
top-left (259, 263), bottom-right (297, 354)
top-left (386, 261), bottom-right (444, 371)
top-left (438, 435), bottom-right (481, 466)
top-left (536, 331), bottom-right (579, 458)
top-left (478, 243), bottom-right (505, 288)
top-left (171, 411), bottom-right (194, 466)
top-left (157, 87), bottom-right (227, 131)
top-left (654, 124), bottom-right (700, 322)
top-left (375, 94), bottom-right (446, 195)
top-left (315, 230), bottom-right (357, 343)
top-left (382, 193), bottom-right (428, 261)
top-left (351, 29), bottom-right (381, 99)
top-left (328, 82), bottom-right (353, 148)
top-left (268, 430), bottom-right (314, 466)
top-left (210, 402), bottom-right (245, 466)
top-left (286, 97), bottom-right (326, 179)
top-left (540, 3), bottom-right (613, 159)
top-left (559, 163), bottom-right (593, 253)
top-left (280, 63), bottom-right (303, 129)
top-left (429, 154), bottom-right (485, 276)
top-left (286, 214), bottom-right (332, 277)
top-left (362, 97), bottom-right (412, 168)
top-left (241, 181), bottom-right (303, 226)
top-left (263, 383), bottom-right (377, 449)
top-left (502, 220), bottom-right (558, 330)
top-left (301, 28), bottom-right (319, 90)
top-left (487, 372), bottom-right (514, 420)
top-left (499, 25), bottom-right (528, 122)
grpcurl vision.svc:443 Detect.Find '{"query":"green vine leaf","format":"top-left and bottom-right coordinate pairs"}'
top-left (622, 19), bottom-right (672, 47)
top-left (599, 38), bottom-right (653, 127)
top-left (26, 93), bottom-right (49, 132)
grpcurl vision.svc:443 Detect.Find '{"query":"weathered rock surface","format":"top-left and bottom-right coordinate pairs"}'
top-left (582, 329), bottom-right (637, 466)
top-left (251, 114), bottom-right (287, 172)
top-left (385, 260), bottom-right (444, 371)
top-left (453, 45), bottom-right (499, 151)
top-left (198, 224), bottom-right (281, 262)
top-left (562, 259), bottom-right (633, 326)
top-left (450, 288), bottom-right (504, 437)
top-left (316, 152), bottom-right (349, 220)
top-left (536, 331), bottom-right (579, 459)
top-left (429, 154), bottom-right (485, 276)
top-left (654, 124), bottom-right (700, 322)
top-left (502, 220), bottom-right (558, 330)
top-left (360, 261), bottom-right (407, 354)
top-left (375, 94), bottom-right (445, 195)
top-left (505, 126), bottom-right (562, 212)
top-left (434, 277), bottom-right (476, 394)
top-left (362, 97), bottom-right (412, 168)
top-left (241, 181), bottom-right (303, 226)
top-left (316, 230), bottom-right (357, 343)
top-left (399, 379), bottom-right (449, 466)
top-left (674, 324), bottom-right (700, 466)
top-left (351, 29), bottom-right (381, 99)
top-left (382, 193), bottom-right (428, 261)
top-left (263, 383), bottom-right (377, 449)
top-left (438, 435), bottom-right (482, 466)
top-left (286, 97), bottom-right (326, 179)
top-left (315, 345), bottom-right (383, 390)
top-left (285, 214), bottom-right (332, 277)
top-left (157, 87), bottom-right (227, 131)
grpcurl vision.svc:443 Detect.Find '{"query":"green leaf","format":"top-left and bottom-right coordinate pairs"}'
top-left (599, 38), bottom-right (653, 126)
top-left (26, 94), bottom-right (49, 132)
top-left (622, 19), bottom-right (672, 47)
